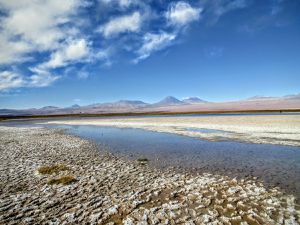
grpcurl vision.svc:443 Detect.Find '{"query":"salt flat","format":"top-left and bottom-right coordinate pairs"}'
top-left (45, 114), bottom-right (300, 146)
top-left (1, 126), bottom-right (299, 224)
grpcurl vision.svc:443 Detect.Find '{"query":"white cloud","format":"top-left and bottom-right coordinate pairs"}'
top-left (29, 69), bottom-right (60, 87)
top-left (40, 39), bottom-right (90, 69)
top-left (0, 71), bottom-right (25, 91)
top-left (135, 32), bottom-right (176, 62)
top-left (0, 35), bottom-right (33, 64)
top-left (0, 0), bottom-right (253, 92)
top-left (0, 0), bottom-right (81, 51)
top-left (0, 69), bottom-right (59, 91)
top-left (166, 2), bottom-right (202, 27)
top-left (0, 0), bottom-right (86, 67)
top-left (99, 12), bottom-right (142, 37)
top-left (206, 0), bottom-right (249, 23)
top-left (119, 0), bottom-right (133, 8)
top-left (100, 0), bottom-right (134, 8)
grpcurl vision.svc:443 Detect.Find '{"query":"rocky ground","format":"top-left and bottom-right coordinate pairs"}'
top-left (0, 126), bottom-right (299, 225)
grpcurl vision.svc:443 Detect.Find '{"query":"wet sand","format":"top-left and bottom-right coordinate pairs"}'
top-left (1, 126), bottom-right (300, 224)
top-left (44, 114), bottom-right (300, 146)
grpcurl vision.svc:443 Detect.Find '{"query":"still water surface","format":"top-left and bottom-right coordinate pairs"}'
top-left (1, 117), bottom-right (300, 199)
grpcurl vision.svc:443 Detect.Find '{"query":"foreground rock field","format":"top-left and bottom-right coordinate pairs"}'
top-left (0, 126), bottom-right (299, 225)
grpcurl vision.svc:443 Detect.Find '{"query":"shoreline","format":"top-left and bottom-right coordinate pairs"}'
top-left (0, 126), bottom-right (299, 224)
top-left (43, 115), bottom-right (300, 147)
top-left (1, 109), bottom-right (300, 121)
top-left (50, 124), bottom-right (300, 200)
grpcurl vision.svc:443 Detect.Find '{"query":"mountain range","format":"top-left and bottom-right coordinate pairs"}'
top-left (1, 94), bottom-right (300, 116)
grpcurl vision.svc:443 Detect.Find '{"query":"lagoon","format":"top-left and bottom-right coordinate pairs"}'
top-left (2, 114), bottom-right (300, 200)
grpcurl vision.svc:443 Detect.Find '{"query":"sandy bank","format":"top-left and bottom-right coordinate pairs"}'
top-left (44, 115), bottom-right (300, 146)
top-left (0, 126), bottom-right (299, 224)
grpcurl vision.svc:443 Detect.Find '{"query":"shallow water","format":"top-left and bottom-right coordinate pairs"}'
top-left (184, 128), bottom-right (226, 133)
top-left (1, 118), bottom-right (300, 200)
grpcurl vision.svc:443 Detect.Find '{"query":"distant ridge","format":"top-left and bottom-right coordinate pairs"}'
top-left (0, 93), bottom-right (300, 116)
top-left (283, 93), bottom-right (300, 99)
top-left (40, 106), bottom-right (60, 110)
top-left (116, 100), bottom-right (148, 106)
top-left (69, 104), bottom-right (80, 109)
top-left (246, 96), bottom-right (277, 101)
top-left (182, 97), bottom-right (207, 104)
top-left (153, 96), bottom-right (185, 106)
top-left (247, 94), bottom-right (300, 101)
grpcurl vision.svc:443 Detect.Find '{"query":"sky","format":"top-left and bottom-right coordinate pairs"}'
top-left (0, 0), bottom-right (300, 109)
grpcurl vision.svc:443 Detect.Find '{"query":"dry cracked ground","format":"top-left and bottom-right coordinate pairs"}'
top-left (0, 126), bottom-right (299, 225)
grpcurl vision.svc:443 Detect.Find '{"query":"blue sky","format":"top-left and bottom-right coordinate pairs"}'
top-left (0, 0), bottom-right (300, 109)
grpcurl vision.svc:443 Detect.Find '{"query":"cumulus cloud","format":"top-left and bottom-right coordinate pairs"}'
top-left (0, 0), bottom-right (81, 51)
top-left (0, 71), bottom-right (25, 91)
top-left (39, 39), bottom-right (90, 69)
top-left (0, 0), bottom-right (255, 92)
top-left (29, 69), bottom-right (60, 87)
top-left (0, 70), bottom-right (58, 91)
top-left (118, 0), bottom-right (133, 8)
top-left (0, 0), bottom-right (90, 91)
top-left (135, 32), bottom-right (176, 62)
top-left (99, 12), bottom-right (142, 37)
top-left (100, 0), bottom-right (134, 8)
top-left (0, 35), bottom-right (33, 64)
top-left (166, 1), bottom-right (202, 27)
top-left (28, 39), bottom-right (91, 89)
